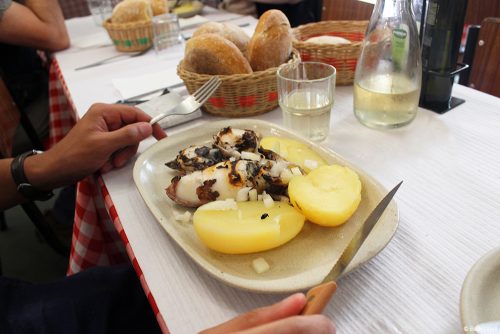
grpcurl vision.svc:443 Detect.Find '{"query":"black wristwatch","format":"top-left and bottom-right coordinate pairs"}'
top-left (10, 150), bottom-right (54, 201)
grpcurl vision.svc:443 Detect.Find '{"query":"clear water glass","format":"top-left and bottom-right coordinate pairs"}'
top-left (277, 62), bottom-right (336, 142)
top-left (86, 0), bottom-right (113, 26)
top-left (152, 13), bottom-right (184, 54)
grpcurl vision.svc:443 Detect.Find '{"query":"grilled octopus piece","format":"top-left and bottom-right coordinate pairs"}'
top-left (165, 159), bottom-right (288, 208)
top-left (165, 145), bottom-right (224, 173)
top-left (213, 127), bottom-right (260, 158)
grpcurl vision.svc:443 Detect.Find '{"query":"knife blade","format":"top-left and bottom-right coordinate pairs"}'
top-left (300, 180), bottom-right (403, 315)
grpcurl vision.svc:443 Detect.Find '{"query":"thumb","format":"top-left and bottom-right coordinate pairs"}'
top-left (106, 122), bottom-right (152, 149)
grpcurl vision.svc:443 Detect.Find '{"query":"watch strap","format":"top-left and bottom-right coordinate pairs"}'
top-left (11, 150), bottom-right (54, 201)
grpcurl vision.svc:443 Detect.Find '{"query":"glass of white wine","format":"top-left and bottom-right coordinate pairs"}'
top-left (277, 62), bottom-right (336, 142)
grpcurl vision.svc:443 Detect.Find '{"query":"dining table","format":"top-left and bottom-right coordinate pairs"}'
top-left (51, 6), bottom-right (500, 334)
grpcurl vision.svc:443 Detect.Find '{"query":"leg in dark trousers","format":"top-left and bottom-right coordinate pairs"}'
top-left (0, 264), bottom-right (162, 334)
top-left (255, 0), bottom-right (323, 27)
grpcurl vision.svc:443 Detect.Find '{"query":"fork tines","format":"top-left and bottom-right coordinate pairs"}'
top-left (194, 76), bottom-right (221, 104)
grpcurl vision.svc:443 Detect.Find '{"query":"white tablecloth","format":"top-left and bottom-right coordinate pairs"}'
top-left (56, 10), bottom-right (500, 334)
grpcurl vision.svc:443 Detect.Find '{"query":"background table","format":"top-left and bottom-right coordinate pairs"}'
top-left (55, 10), bottom-right (500, 334)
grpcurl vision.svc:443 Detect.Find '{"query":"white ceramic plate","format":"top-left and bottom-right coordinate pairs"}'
top-left (133, 119), bottom-right (399, 293)
top-left (460, 247), bottom-right (500, 332)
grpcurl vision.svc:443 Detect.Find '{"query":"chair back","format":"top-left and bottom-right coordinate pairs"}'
top-left (468, 17), bottom-right (500, 97)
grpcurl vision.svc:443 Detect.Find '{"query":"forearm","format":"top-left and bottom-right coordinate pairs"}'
top-left (23, 0), bottom-right (69, 50)
top-left (0, 0), bottom-right (70, 50)
top-left (24, 0), bottom-right (67, 33)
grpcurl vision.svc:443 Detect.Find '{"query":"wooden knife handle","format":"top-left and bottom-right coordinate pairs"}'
top-left (300, 281), bottom-right (337, 315)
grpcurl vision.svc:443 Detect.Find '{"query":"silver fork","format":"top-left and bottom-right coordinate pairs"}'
top-left (74, 46), bottom-right (152, 71)
top-left (149, 76), bottom-right (221, 125)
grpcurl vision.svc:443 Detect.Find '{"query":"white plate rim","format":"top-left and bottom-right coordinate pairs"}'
top-left (133, 119), bottom-right (400, 293)
top-left (460, 246), bottom-right (500, 332)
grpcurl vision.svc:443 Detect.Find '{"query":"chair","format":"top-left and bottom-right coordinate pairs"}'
top-left (0, 77), bottom-right (70, 257)
top-left (467, 17), bottom-right (500, 97)
top-left (322, 0), bottom-right (373, 21)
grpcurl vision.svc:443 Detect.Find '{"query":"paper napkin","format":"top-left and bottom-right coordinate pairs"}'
top-left (112, 68), bottom-right (184, 100)
top-left (179, 15), bottom-right (209, 30)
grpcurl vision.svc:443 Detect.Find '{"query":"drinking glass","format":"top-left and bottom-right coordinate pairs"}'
top-left (152, 13), bottom-right (184, 54)
top-left (86, 0), bottom-right (113, 26)
top-left (277, 62), bottom-right (336, 142)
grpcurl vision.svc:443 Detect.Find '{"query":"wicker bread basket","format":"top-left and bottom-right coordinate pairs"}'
top-left (177, 50), bottom-right (300, 117)
top-left (103, 18), bottom-right (153, 52)
top-left (293, 21), bottom-right (368, 85)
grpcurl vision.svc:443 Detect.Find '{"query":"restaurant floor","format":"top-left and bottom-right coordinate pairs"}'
top-left (0, 190), bottom-right (69, 283)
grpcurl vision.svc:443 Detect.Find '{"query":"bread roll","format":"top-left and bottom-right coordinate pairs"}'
top-left (150, 0), bottom-right (168, 16)
top-left (247, 10), bottom-right (292, 71)
top-left (183, 34), bottom-right (253, 75)
top-left (193, 22), bottom-right (250, 54)
top-left (111, 0), bottom-right (152, 23)
top-left (305, 36), bottom-right (351, 45)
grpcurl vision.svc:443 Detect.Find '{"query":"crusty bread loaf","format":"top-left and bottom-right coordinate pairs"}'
top-left (183, 34), bottom-right (253, 75)
top-left (150, 0), bottom-right (168, 16)
top-left (247, 10), bottom-right (292, 71)
top-left (111, 0), bottom-right (152, 23)
top-left (192, 22), bottom-right (250, 54)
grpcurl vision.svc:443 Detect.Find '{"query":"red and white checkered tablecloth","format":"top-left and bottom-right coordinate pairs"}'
top-left (48, 58), bottom-right (169, 333)
top-left (47, 58), bottom-right (77, 149)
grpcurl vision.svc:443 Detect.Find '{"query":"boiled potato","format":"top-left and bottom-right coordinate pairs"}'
top-left (288, 165), bottom-right (361, 227)
top-left (193, 201), bottom-right (305, 254)
top-left (260, 136), bottom-right (327, 173)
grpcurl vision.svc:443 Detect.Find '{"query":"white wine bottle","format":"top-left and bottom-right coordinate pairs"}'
top-left (353, 0), bottom-right (422, 129)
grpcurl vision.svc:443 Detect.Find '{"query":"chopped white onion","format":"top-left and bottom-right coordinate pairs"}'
top-left (291, 167), bottom-right (302, 176)
top-left (197, 198), bottom-right (238, 211)
top-left (252, 257), bottom-right (270, 274)
top-left (229, 157), bottom-right (236, 162)
top-left (174, 211), bottom-right (192, 223)
top-left (263, 192), bottom-right (275, 208)
top-left (257, 194), bottom-right (263, 201)
top-left (249, 188), bottom-right (258, 201)
top-left (236, 187), bottom-right (251, 202)
top-left (304, 159), bottom-right (318, 170)
top-left (279, 168), bottom-right (293, 184)
top-left (241, 151), bottom-right (261, 161)
top-left (269, 160), bottom-right (287, 178)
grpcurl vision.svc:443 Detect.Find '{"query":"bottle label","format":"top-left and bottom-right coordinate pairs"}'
top-left (392, 26), bottom-right (409, 70)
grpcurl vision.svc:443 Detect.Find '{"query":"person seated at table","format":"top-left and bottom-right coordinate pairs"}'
top-left (220, 0), bottom-right (322, 27)
top-left (0, 0), bottom-right (70, 153)
top-left (0, 0), bottom-right (74, 238)
top-left (0, 103), bottom-right (336, 334)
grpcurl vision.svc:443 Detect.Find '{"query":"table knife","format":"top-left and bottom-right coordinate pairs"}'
top-left (301, 181), bottom-right (403, 315)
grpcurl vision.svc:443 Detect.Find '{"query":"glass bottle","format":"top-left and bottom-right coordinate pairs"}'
top-left (353, 0), bottom-right (422, 129)
top-left (419, 0), bottom-right (468, 112)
